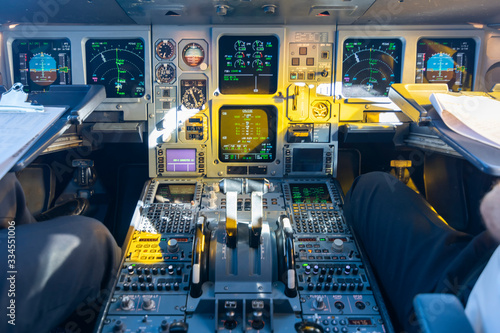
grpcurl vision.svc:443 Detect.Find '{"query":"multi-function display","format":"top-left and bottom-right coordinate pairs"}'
top-left (219, 106), bottom-right (277, 162)
top-left (86, 38), bottom-right (145, 98)
top-left (12, 39), bottom-right (71, 93)
top-left (342, 38), bottom-right (403, 97)
top-left (219, 35), bottom-right (279, 94)
top-left (155, 184), bottom-right (195, 203)
top-left (290, 183), bottom-right (332, 204)
top-left (416, 38), bottom-right (476, 91)
top-left (166, 149), bottom-right (196, 172)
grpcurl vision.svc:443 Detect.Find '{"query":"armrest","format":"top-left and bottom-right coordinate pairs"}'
top-left (413, 294), bottom-right (474, 333)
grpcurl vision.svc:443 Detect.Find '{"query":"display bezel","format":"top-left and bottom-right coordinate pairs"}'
top-left (415, 37), bottom-right (476, 91)
top-left (218, 105), bottom-right (277, 163)
top-left (11, 38), bottom-right (72, 93)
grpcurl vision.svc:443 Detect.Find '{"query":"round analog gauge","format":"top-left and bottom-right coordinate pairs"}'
top-left (181, 86), bottom-right (206, 109)
top-left (155, 63), bottom-right (176, 84)
top-left (234, 40), bottom-right (246, 51)
top-left (156, 39), bottom-right (176, 60)
top-left (312, 102), bottom-right (329, 118)
top-left (342, 39), bottom-right (402, 97)
top-left (182, 43), bottom-right (205, 67)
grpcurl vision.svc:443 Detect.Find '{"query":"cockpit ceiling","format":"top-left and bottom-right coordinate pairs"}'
top-left (1, 0), bottom-right (500, 26)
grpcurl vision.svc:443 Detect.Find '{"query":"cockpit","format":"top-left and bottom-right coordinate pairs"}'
top-left (1, 1), bottom-right (500, 332)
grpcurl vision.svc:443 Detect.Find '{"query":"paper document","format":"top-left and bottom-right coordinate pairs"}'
top-left (0, 106), bottom-right (67, 180)
top-left (430, 93), bottom-right (500, 150)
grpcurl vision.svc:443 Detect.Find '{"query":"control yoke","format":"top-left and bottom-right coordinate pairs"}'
top-left (219, 178), bottom-right (270, 248)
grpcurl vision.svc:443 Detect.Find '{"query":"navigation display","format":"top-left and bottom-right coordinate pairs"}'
top-left (85, 38), bottom-right (145, 98)
top-left (416, 38), bottom-right (476, 91)
top-left (166, 149), bottom-right (196, 172)
top-left (219, 35), bottom-right (279, 94)
top-left (12, 39), bottom-right (71, 93)
top-left (219, 106), bottom-right (277, 162)
top-left (342, 38), bottom-right (403, 97)
top-left (290, 183), bottom-right (332, 204)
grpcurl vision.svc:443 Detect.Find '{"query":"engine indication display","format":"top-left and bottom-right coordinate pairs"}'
top-left (12, 39), bottom-right (71, 93)
top-left (86, 38), bottom-right (145, 98)
top-left (342, 38), bottom-right (403, 97)
top-left (416, 38), bottom-right (476, 91)
top-left (219, 106), bottom-right (277, 162)
top-left (219, 35), bottom-right (279, 94)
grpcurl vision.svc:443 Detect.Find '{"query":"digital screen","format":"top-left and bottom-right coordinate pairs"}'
top-left (416, 38), bottom-right (476, 91)
top-left (86, 39), bottom-right (145, 98)
top-left (155, 184), bottom-right (195, 203)
top-left (290, 183), bottom-right (332, 204)
top-left (12, 39), bottom-right (71, 93)
top-left (342, 38), bottom-right (403, 97)
top-left (166, 149), bottom-right (196, 172)
top-left (293, 148), bottom-right (323, 172)
top-left (219, 35), bottom-right (279, 94)
top-left (348, 318), bottom-right (373, 326)
top-left (219, 106), bottom-right (277, 162)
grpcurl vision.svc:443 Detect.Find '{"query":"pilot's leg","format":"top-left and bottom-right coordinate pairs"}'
top-left (0, 172), bottom-right (37, 228)
top-left (0, 173), bottom-right (121, 332)
top-left (343, 171), bottom-right (498, 333)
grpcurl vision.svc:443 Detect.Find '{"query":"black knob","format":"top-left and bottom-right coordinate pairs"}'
top-left (146, 275), bottom-right (153, 283)
top-left (113, 320), bottom-right (126, 332)
top-left (173, 282), bottom-right (180, 291)
top-left (148, 283), bottom-right (155, 291)
top-left (307, 283), bottom-right (314, 291)
top-left (320, 267), bottom-right (327, 275)
top-left (160, 267), bottom-right (167, 275)
top-left (160, 320), bottom-right (169, 332)
top-left (138, 275), bottom-right (145, 283)
top-left (176, 266), bottom-right (183, 275)
top-left (332, 283), bottom-right (339, 291)
top-left (169, 321), bottom-right (189, 333)
top-left (318, 275), bottom-right (325, 283)
top-left (122, 283), bottom-right (130, 291)
top-left (144, 267), bottom-right (151, 275)
top-left (251, 311), bottom-right (265, 330)
top-left (224, 311), bottom-right (238, 330)
top-left (316, 283), bottom-right (322, 291)
top-left (313, 265), bottom-right (319, 275)
top-left (140, 283), bottom-right (147, 291)
top-left (131, 283), bottom-right (138, 291)
top-left (348, 283), bottom-right (355, 291)
top-left (152, 267), bottom-right (158, 275)
top-left (157, 283), bottom-right (163, 291)
top-left (334, 301), bottom-right (344, 310)
top-left (357, 283), bottom-right (364, 291)
top-left (328, 267), bottom-right (334, 275)
top-left (340, 283), bottom-right (347, 291)
top-left (324, 283), bottom-right (331, 291)
top-left (353, 267), bottom-right (359, 275)
top-left (321, 69), bottom-right (328, 77)
top-left (326, 275), bottom-right (333, 282)
top-left (136, 267), bottom-right (143, 275)
top-left (304, 265), bottom-right (311, 275)
top-left (335, 267), bottom-right (342, 275)
top-left (165, 283), bottom-right (172, 291)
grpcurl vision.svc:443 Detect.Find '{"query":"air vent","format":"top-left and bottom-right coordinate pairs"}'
top-left (317, 11), bottom-right (331, 17)
top-left (165, 11), bottom-right (180, 16)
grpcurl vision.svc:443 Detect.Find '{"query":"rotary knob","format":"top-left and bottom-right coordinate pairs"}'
top-left (332, 239), bottom-right (344, 252)
top-left (167, 239), bottom-right (179, 253)
top-left (120, 296), bottom-right (134, 311)
top-left (314, 296), bottom-right (325, 310)
top-left (142, 296), bottom-right (155, 310)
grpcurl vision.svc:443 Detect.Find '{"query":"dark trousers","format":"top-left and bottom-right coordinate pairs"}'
top-left (344, 172), bottom-right (498, 333)
top-left (0, 173), bottom-right (121, 332)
